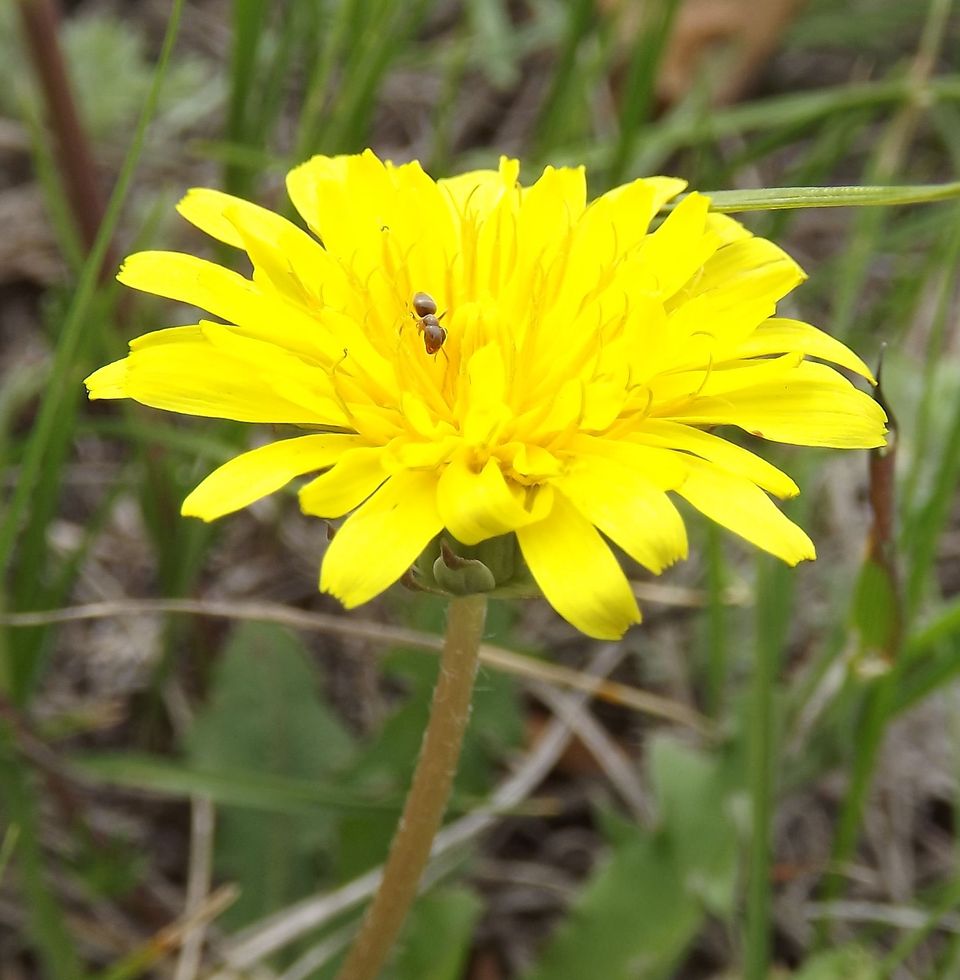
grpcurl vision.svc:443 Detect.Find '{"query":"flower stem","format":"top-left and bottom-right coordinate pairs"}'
top-left (335, 593), bottom-right (487, 980)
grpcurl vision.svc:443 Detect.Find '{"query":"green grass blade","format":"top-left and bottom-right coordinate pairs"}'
top-left (0, 724), bottom-right (83, 978)
top-left (700, 524), bottom-right (729, 719)
top-left (226, 0), bottom-right (269, 195)
top-left (0, 0), bottom-right (185, 700)
top-left (744, 556), bottom-right (791, 979)
top-left (879, 876), bottom-right (960, 973)
top-left (71, 752), bottom-right (400, 815)
top-left (703, 180), bottom-right (960, 212)
top-left (628, 74), bottom-right (960, 173)
top-left (903, 384), bottom-right (960, 617)
top-left (532, 0), bottom-right (596, 157)
top-left (605, 0), bottom-right (681, 187)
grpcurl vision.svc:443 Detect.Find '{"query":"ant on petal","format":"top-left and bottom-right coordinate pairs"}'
top-left (411, 291), bottom-right (447, 356)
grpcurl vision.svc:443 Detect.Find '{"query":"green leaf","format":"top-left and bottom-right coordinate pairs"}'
top-left (70, 752), bottom-right (391, 816)
top-left (526, 735), bottom-right (743, 980)
top-left (187, 622), bottom-right (355, 929)
top-left (648, 736), bottom-right (741, 917)
top-left (465, 0), bottom-right (519, 89)
top-left (792, 945), bottom-right (882, 980)
top-left (852, 558), bottom-right (899, 655)
top-left (388, 886), bottom-right (483, 980)
top-left (524, 828), bottom-right (701, 980)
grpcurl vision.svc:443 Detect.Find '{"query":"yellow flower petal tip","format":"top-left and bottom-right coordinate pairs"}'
top-left (84, 359), bottom-right (128, 399)
top-left (86, 151), bottom-right (885, 638)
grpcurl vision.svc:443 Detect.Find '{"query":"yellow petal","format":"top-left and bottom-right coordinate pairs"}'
top-left (437, 456), bottom-right (540, 545)
top-left (129, 324), bottom-right (205, 350)
top-left (177, 187), bottom-right (284, 249)
top-left (117, 250), bottom-right (259, 325)
top-left (567, 434), bottom-right (688, 490)
top-left (636, 192), bottom-right (716, 299)
top-left (633, 420), bottom-right (799, 498)
top-left (677, 462), bottom-right (815, 565)
top-left (558, 458), bottom-right (688, 573)
top-left (651, 353), bottom-right (803, 407)
top-left (92, 328), bottom-right (344, 424)
top-left (652, 241), bottom-right (805, 369)
top-left (299, 446), bottom-right (388, 518)
top-left (516, 165), bottom-right (586, 265)
top-left (320, 469), bottom-right (443, 607)
top-left (85, 358), bottom-right (129, 399)
top-left (120, 253), bottom-right (354, 368)
top-left (735, 318), bottom-right (876, 382)
top-left (671, 361), bottom-right (887, 448)
top-left (438, 156), bottom-right (519, 219)
top-left (182, 434), bottom-right (360, 521)
top-left (705, 212), bottom-right (752, 245)
top-left (646, 176), bottom-right (688, 213)
top-left (285, 153), bottom-right (352, 239)
top-left (518, 377), bottom-right (583, 441)
top-left (287, 150), bottom-right (456, 292)
top-left (549, 178), bottom-right (659, 316)
top-left (219, 201), bottom-right (350, 306)
top-left (516, 493), bottom-right (641, 639)
top-left (687, 236), bottom-right (804, 300)
top-left (461, 343), bottom-right (509, 444)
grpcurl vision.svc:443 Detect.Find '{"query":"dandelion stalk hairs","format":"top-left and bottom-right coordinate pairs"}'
top-left (85, 150), bottom-right (885, 978)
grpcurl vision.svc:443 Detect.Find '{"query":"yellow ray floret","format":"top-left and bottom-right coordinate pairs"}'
top-left (85, 150), bottom-right (887, 638)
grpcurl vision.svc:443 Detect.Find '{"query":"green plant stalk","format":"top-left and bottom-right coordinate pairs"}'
top-left (0, 722), bottom-right (82, 978)
top-left (427, 32), bottom-right (470, 175)
top-left (0, 0), bottom-right (186, 705)
top-left (703, 524), bottom-right (728, 719)
top-left (605, 0), bottom-right (681, 188)
top-left (629, 74), bottom-right (960, 173)
top-left (881, 873), bottom-right (960, 972)
top-left (702, 180), bottom-right (960, 212)
top-left (324, 0), bottom-right (433, 153)
top-left (903, 599), bottom-right (960, 664)
top-left (335, 594), bottom-right (487, 980)
top-left (532, 0), bottom-right (596, 158)
top-left (904, 358), bottom-right (960, 618)
top-left (0, 0), bottom-right (185, 585)
top-left (19, 95), bottom-right (85, 272)
top-left (832, 0), bottom-right (952, 342)
top-left (744, 634), bottom-right (775, 978)
top-left (293, 1), bottom-right (349, 161)
top-left (0, 824), bottom-right (19, 886)
top-left (226, 0), bottom-right (269, 196)
top-left (934, 926), bottom-right (960, 976)
top-left (744, 557), bottom-right (790, 980)
top-left (815, 669), bottom-right (900, 945)
top-left (900, 201), bottom-right (960, 520)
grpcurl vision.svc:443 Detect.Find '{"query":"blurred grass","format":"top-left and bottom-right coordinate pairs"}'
top-left (1, 0), bottom-right (960, 977)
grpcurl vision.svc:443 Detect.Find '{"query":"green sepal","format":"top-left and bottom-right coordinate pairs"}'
top-left (408, 533), bottom-right (540, 598)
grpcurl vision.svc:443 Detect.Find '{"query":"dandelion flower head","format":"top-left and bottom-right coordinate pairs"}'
top-left (86, 151), bottom-right (886, 638)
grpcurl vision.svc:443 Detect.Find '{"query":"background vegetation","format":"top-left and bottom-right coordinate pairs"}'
top-left (2, 0), bottom-right (960, 977)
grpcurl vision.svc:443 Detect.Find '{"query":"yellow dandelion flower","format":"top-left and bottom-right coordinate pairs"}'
top-left (86, 151), bottom-right (886, 639)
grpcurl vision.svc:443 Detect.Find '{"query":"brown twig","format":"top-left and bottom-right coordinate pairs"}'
top-left (16, 0), bottom-right (115, 275)
top-left (0, 597), bottom-right (712, 733)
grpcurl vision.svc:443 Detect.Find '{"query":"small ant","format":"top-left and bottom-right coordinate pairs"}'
top-left (411, 291), bottom-right (447, 356)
